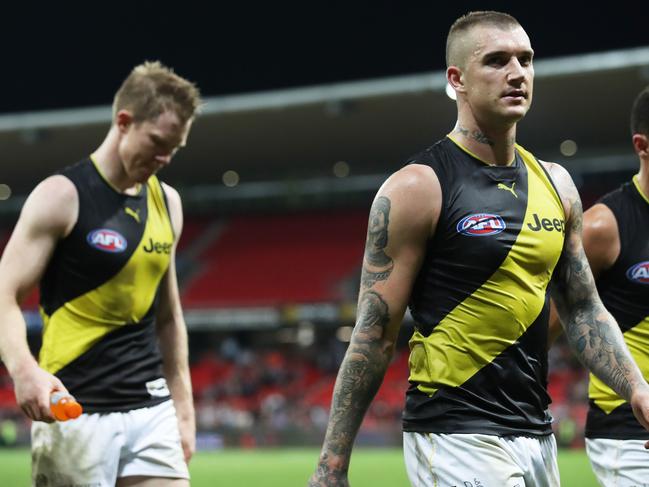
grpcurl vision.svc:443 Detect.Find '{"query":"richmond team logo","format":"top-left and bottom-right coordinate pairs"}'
top-left (456, 213), bottom-right (506, 237)
top-left (626, 261), bottom-right (649, 285)
top-left (86, 229), bottom-right (128, 253)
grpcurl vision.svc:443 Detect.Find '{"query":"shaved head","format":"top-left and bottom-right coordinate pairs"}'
top-left (446, 11), bottom-right (521, 68)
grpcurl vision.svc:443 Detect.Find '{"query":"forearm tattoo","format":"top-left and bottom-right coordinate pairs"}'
top-left (553, 197), bottom-right (635, 400)
top-left (361, 197), bottom-right (394, 288)
top-left (312, 291), bottom-right (391, 483)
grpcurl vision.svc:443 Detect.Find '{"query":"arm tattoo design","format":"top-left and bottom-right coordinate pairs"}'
top-left (553, 196), bottom-right (635, 400)
top-left (361, 197), bottom-right (394, 288)
top-left (312, 291), bottom-right (391, 484)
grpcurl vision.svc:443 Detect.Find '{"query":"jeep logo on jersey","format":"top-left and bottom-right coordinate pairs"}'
top-left (527, 213), bottom-right (566, 233)
top-left (86, 229), bottom-right (128, 253)
top-left (143, 238), bottom-right (172, 254)
top-left (456, 213), bottom-right (506, 237)
top-left (626, 261), bottom-right (649, 284)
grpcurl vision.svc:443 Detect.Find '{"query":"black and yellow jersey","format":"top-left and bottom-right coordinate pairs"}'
top-left (585, 176), bottom-right (649, 439)
top-left (38, 157), bottom-right (174, 413)
top-left (402, 136), bottom-right (565, 436)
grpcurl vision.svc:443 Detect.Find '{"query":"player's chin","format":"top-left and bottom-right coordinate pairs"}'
top-left (502, 105), bottom-right (529, 123)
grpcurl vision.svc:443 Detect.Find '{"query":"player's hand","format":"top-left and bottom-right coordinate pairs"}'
top-left (308, 472), bottom-right (350, 487)
top-left (177, 414), bottom-right (196, 463)
top-left (308, 456), bottom-right (350, 487)
top-left (629, 384), bottom-right (649, 449)
top-left (12, 362), bottom-right (66, 423)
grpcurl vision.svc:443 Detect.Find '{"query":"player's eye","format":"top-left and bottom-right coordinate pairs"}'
top-left (486, 55), bottom-right (507, 67)
top-left (519, 55), bottom-right (533, 66)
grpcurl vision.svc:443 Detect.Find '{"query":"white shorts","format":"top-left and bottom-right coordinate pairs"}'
top-left (32, 399), bottom-right (189, 487)
top-left (586, 438), bottom-right (649, 486)
top-left (403, 431), bottom-right (560, 487)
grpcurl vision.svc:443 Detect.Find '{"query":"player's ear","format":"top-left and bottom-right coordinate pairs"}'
top-left (632, 133), bottom-right (649, 158)
top-left (447, 66), bottom-right (465, 95)
top-left (115, 110), bottom-right (135, 134)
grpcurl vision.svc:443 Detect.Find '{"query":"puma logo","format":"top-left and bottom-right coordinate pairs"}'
top-left (125, 207), bottom-right (141, 223)
top-left (497, 182), bottom-right (517, 198)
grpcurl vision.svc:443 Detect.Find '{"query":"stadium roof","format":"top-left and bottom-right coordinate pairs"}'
top-left (1, 46), bottom-right (648, 212)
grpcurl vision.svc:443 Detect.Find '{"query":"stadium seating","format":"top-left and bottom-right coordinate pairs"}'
top-left (180, 210), bottom-right (368, 307)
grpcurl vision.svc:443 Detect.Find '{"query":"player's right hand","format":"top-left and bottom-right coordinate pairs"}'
top-left (12, 362), bottom-right (67, 423)
top-left (308, 472), bottom-right (350, 486)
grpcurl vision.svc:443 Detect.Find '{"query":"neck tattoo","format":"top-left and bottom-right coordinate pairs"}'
top-left (456, 125), bottom-right (494, 146)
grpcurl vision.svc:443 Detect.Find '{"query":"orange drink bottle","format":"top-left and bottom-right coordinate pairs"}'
top-left (50, 391), bottom-right (83, 421)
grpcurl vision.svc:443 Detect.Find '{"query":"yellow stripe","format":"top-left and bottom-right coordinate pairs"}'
top-left (633, 174), bottom-right (649, 205)
top-left (589, 316), bottom-right (649, 414)
top-left (446, 135), bottom-right (516, 167)
top-left (89, 155), bottom-right (142, 196)
top-left (40, 176), bottom-right (173, 373)
top-left (409, 149), bottom-right (565, 395)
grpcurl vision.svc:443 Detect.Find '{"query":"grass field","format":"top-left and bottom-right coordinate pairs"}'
top-left (0, 447), bottom-right (598, 486)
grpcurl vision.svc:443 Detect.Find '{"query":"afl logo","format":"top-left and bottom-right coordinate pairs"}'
top-left (87, 229), bottom-right (128, 253)
top-left (457, 213), bottom-right (506, 237)
top-left (626, 261), bottom-right (649, 285)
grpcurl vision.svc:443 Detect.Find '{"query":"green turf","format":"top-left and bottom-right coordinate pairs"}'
top-left (0, 447), bottom-right (599, 486)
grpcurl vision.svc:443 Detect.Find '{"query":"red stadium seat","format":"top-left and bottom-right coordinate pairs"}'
top-left (181, 210), bottom-right (368, 307)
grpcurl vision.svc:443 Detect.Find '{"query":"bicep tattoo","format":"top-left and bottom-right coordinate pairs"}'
top-left (361, 196), bottom-right (394, 288)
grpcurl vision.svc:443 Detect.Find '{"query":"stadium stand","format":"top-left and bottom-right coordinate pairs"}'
top-left (180, 210), bottom-right (367, 307)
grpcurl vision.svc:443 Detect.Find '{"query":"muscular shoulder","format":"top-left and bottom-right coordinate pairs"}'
top-left (383, 163), bottom-right (438, 191)
top-left (582, 203), bottom-right (620, 274)
top-left (376, 164), bottom-right (440, 237)
top-left (379, 164), bottom-right (439, 205)
top-left (161, 182), bottom-right (183, 239)
top-left (584, 203), bottom-right (618, 238)
top-left (21, 175), bottom-right (78, 237)
top-left (539, 160), bottom-right (579, 218)
top-left (539, 161), bottom-right (577, 199)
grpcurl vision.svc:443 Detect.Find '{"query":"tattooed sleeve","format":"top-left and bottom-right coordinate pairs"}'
top-left (551, 177), bottom-right (639, 401)
top-left (309, 197), bottom-right (397, 486)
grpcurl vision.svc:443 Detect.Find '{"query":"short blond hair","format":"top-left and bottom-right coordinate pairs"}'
top-left (446, 11), bottom-right (521, 68)
top-left (113, 61), bottom-right (202, 125)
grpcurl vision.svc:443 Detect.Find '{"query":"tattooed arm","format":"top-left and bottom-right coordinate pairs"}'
top-left (546, 162), bottom-right (649, 435)
top-left (308, 164), bottom-right (440, 486)
top-left (547, 203), bottom-right (620, 347)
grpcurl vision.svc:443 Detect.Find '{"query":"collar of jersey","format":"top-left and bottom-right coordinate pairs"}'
top-left (632, 174), bottom-right (649, 206)
top-left (446, 134), bottom-right (517, 167)
top-left (89, 154), bottom-right (143, 196)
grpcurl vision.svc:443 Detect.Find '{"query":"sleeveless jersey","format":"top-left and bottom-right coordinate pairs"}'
top-left (585, 176), bottom-right (649, 439)
top-left (402, 136), bottom-right (565, 436)
top-left (38, 157), bottom-right (175, 413)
